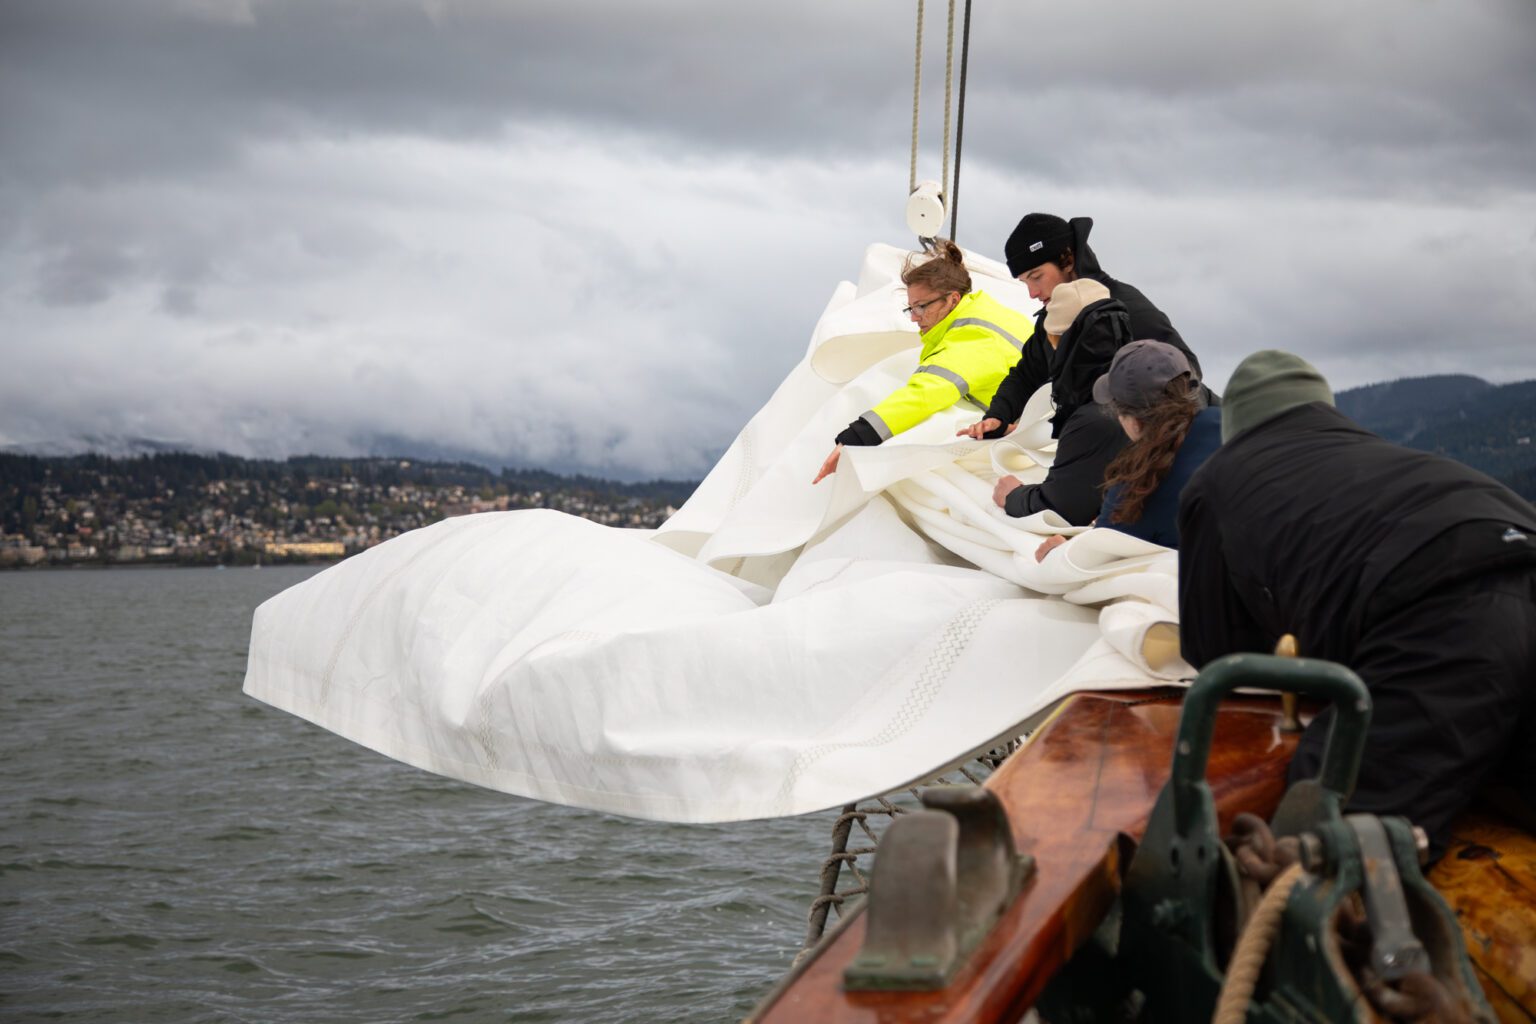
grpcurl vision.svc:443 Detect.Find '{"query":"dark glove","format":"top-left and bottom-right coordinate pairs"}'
top-left (834, 418), bottom-right (882, 447)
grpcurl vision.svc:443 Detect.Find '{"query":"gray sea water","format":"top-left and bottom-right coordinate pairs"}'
top-left (0, 567), bottom-right (831, 1023)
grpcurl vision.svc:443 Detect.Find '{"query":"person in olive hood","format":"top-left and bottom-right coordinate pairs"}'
top-left (991, 212), bottom-right (1215, 421)
top-left (979, 279), bottom-right (1132, 524)
top-left (1178, 350), bottom-right (1536, 860)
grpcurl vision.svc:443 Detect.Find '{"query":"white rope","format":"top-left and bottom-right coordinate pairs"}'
top-left (910, 0), bottom-right (924, 193)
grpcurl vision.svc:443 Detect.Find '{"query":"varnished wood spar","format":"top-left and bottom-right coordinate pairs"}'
top-left (751, 691), bottom-right (1300, 1024)
top-left (1427, 811), bottom-right (1536, 1021)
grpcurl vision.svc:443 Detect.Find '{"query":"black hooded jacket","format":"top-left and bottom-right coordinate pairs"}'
top-left (998, 298), bottom-right (1133, 524)
top-left (1178, 402), bottom-right (1536, 667)
top-left (986, 217), bottom-right (1212, 429)
top-left (1069, 217), bottom-right (1193, 365)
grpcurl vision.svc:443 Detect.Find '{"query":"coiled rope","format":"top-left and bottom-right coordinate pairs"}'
top-left (1216, 814), bottom-right (1475, 1024)
top-left (1211, 863), bottom-right (1305, 1024)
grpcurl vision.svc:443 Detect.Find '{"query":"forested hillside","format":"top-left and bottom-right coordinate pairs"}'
top-left (1335, 375), bottom-right (1535, 499)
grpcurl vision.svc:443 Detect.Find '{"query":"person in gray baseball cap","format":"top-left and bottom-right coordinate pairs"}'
top-left (1034, 339), bottom-right (1220, 559)
top-left (1092, 338), bottom-right (1196, 410)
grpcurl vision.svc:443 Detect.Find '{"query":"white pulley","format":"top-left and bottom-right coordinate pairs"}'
top-left (905, 180), bottom-right (946, 238)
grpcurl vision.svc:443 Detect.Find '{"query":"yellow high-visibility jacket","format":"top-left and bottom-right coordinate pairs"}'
top-left (858, 290), bottom-right (1033, 441)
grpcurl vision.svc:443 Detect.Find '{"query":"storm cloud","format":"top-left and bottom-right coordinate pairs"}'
top-left (2, 0), bottom-right (1533, 477)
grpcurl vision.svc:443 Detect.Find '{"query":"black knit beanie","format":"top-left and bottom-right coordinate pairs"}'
top-left (1005, 212), bottom-right (1075, 277)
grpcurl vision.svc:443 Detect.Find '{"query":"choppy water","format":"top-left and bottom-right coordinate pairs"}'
top-left (0, 567), bottom-right (829, 1023)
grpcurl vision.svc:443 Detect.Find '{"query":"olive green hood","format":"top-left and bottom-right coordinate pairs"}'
top-left (1221, 350), bottom-right (1334, 443)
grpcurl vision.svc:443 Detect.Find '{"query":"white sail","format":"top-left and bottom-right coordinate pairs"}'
top-left (242, 243), bottom-right (1188, 822)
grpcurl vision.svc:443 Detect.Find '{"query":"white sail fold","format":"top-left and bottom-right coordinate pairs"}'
top-left (243, 243), bottom-right (1190, 822)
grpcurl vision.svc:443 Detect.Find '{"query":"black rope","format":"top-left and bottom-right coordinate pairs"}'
top-left (948, 0), bottom-right (974, 243)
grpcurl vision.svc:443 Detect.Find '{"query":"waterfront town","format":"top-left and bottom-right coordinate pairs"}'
top-left (0, 453), bottom-right (694, 568)
top-left (6, 376), bottom-right (1532, 572)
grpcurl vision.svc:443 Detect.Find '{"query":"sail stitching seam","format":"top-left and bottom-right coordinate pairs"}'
top-left (773, 597), bottom-right (1000, 803)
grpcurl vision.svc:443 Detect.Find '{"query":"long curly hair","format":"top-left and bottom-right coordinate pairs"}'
top-left (1102, 376), bottom-right (1201, 524)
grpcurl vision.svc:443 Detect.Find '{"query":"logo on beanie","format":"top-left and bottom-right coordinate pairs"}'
top-left (1502, 527), bottom-right (1528, 543)
top-left (1029, 241), bottom-right (1043, 252)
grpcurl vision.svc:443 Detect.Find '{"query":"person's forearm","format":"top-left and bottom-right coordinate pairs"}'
top-left (1003, 483), bottom-right (1053, 519)
top-left (983, 368), bottom-right (1032, 430)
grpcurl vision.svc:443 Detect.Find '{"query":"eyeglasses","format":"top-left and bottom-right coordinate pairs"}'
top-left (903, 294), bottom-right (952, 317)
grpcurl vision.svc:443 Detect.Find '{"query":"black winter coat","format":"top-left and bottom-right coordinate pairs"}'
top-left (1070, 217), bottom-right (1192, 366)
top-left (991, 298), bottom-right (1133, 525)
top-left (1177, 402), bottom-right (1536, 668)
top-left (1003, 401), bottom-right (1128, 525)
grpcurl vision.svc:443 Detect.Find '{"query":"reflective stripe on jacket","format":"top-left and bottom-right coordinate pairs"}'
top-left (859, 291), bottom-right (1032, 439)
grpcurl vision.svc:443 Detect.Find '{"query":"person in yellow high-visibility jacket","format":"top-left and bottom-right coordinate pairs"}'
top-left (813, 240), bottom-right (1033, 484)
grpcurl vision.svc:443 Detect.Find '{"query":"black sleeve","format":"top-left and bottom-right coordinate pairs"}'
top-left (1142, 304), bottom-right (1221, 405)
top-left (1176, 477), bottom-right (1268, 667)
top-left (1002, 405), bottom-right (1126, 524)
top-left (1138, 305), bottom-right (1218, 406)
top-left (1112, 280), bottom-right (1213, 396)
top-left (1140, 306), bottom-right (1181, 349)
top-left (1116, 282), bottom-right (1183, 351)
top-left (983, 319), bottom-right (1049, 433)
top-left (834, 418), bottom-right (882, 447)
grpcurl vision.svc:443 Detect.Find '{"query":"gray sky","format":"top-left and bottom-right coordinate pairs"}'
top-left (3, 0), bottom-right (1534, 478)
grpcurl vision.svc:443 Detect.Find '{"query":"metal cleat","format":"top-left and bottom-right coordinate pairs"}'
top-left (843, 785), bottom-right (1033, 991)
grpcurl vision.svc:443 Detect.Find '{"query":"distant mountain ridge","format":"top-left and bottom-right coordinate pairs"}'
top-left (0, 451), bottom-right (699, 507)
top-left (1335, 374), bottom-right (1536, 498)
top-left (1334, 374), bottom-right (1494, 441)
top-left (8, 374), bottom-right (1534, 501)
top-left (0, 433), bottom-right (695, 487)
top-left (0, 434), bottom-right (206, 459)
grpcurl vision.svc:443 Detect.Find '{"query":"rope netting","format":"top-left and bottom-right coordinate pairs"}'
top-left (795, 739), bottom-right (1021, 960)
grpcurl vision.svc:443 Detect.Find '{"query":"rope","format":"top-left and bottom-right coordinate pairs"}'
top-left (798, 803), bottom-right (859, 955)
top-left (948, 0), bottom-right (973, 242)
top-left (909, 0), bottom-right (969, 242)
top-left (909, 0), bottom-right (924, 193)
top-left (940, 0), bottom-right (956, 207)
top-left (1217, 816), bottom-right (1475, 1023)
top-left (1211, 863), bottom-right (1305, 1024)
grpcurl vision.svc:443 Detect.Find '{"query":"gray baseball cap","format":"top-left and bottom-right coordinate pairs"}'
top-left (1092, 340), bottom-right (1195, 410)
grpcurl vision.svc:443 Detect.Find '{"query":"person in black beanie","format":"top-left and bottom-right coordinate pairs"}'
top-left (981, 214), bottom-right (1214, 437)
top-left (1005, 213), bottom-right (1189, 356)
